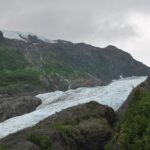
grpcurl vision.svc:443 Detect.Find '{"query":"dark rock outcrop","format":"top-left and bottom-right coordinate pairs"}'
top-left (0, 96), bottom-right (41, 122)
top-left (0, 31), bottom-right (3, 40)
top-left (0, 101), bottom-right (116, 150)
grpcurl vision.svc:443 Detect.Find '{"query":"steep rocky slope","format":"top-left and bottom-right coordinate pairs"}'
top-left (0, 30), bottom-right (150, 94)
top-left (105, 77), bottom-right (150, 150)
top-left (0, 101), bottom-right (116, 150)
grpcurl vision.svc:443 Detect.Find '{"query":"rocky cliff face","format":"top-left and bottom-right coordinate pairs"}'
top-left (0, 31), bottom-right (150, 94)
top-left (0, 101), bottom-right (116, 150)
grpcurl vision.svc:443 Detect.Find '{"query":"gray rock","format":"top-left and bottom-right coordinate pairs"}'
top-left (0, 96), bottom-right (41, 122)
top-left (0, 101), bottom-right (116, 150)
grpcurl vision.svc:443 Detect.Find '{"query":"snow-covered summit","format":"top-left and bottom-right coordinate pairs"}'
top-left (2, 30), bottom-right (57, 43)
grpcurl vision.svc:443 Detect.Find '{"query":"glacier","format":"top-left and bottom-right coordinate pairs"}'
top-left (0, 76), bottom-right (147, 139)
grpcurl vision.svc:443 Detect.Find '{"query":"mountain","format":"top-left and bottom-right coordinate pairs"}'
top-left (0, 30), bottom-right (149, 149)
top-left (0, 30), bottom-right (150, 94)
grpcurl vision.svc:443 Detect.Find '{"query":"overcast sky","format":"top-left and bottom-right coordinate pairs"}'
top-left (0, 0), bottom-right (150, 66)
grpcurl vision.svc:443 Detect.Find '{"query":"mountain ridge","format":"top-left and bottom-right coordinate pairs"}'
top-left (0, 30), bottom-right (150, 150)
top-left (0, 30), bottom-right (150, 94)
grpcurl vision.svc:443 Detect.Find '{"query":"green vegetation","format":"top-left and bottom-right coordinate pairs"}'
top-left (0, 46), bottom-right (43, 92)
top-left (0, 69), bottom-right (44, 93)
top-left (49, 124), bottom-right (80, 138)
top-left (0, 45), bottom-right (86, 93)
top-left (28, 134), bottom-right (52, 150)
top-left (42, 63), bottom-right (87, 79)
top-left (0, 145), bottom-right (6, 150)
top-left (106, 90), bottom-right (150, 150)
top-left (0, 46), bottom-right (28, 70)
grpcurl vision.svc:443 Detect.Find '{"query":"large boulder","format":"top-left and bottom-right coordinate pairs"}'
top-left (0, 101), bottom-right (116, 150)
top-left (0, 96), bottom-right (41, 122)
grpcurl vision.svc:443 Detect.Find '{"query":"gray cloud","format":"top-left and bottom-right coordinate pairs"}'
top-left (0, 0), bottom-right (150, 65)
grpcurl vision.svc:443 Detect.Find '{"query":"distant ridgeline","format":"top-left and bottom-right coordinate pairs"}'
top-left (0, 30), bottom-right (150, 94)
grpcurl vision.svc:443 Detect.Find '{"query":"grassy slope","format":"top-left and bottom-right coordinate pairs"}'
top-left (0, 44), bottom-right (87, 94)
top-left (105, 90), bottom-right (150, 150)
top-left (0, 45), bottom-right (43, 93)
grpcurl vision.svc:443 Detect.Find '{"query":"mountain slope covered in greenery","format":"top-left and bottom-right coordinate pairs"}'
top-left (0, 31), bottom-right (150, 94)
top-left (106, 77), bottom-right (150, 150)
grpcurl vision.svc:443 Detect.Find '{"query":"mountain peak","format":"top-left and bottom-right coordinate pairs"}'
top-left (1, 30), bottom-right (57, 44)
top-left (105, 45), bottom-right (118, 49)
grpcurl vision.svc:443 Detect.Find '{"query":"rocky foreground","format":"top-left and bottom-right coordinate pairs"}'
top-left (0, 101), bottom-right (116, 150)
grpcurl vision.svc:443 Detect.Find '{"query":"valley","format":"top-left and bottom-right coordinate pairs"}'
top-left (0, 31), bottom-right (149, 150)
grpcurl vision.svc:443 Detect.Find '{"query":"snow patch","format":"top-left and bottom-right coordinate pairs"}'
top-left (2, 30), bottom-right (57, 44)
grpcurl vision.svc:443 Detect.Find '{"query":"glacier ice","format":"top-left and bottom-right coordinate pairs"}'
top-left (0, 76), bottom-right (147, 139)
